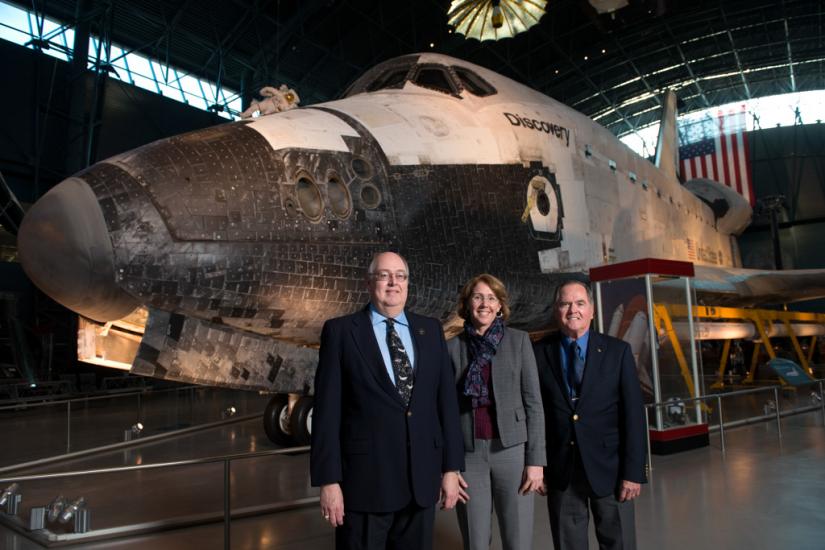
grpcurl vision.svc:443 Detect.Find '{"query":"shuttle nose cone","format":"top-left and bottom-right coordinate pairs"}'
top-left (18, 177), bottom-right (139, 322)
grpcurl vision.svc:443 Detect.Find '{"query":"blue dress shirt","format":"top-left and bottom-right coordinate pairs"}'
top-left (369, 304), bottom-right (416, 384)
top-left (560, 331), bottom-right (589, 397)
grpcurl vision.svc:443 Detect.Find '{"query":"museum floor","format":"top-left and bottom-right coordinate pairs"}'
top-left (1, 408), bottom-right (824, 549)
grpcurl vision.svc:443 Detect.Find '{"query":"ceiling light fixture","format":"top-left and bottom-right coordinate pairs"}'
top-left (447, 0), bottom-right (547, 41)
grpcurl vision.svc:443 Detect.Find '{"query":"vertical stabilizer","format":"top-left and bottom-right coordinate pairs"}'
top-left (654, 90), bottom-right (678, 182)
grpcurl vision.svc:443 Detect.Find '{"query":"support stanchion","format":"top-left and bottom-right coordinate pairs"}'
top-left (644, 406), bottom-right (652, 478)
top-left (773, 387), bottom-right (782, 440)
top-left (716, 395), bottom-right (725, 455)
top-left (224, 459), bottom-right (231, 550)
top-left (66, 401), bottom-right (71, 454)
top-left (819, 380), bottom-right (825, 427)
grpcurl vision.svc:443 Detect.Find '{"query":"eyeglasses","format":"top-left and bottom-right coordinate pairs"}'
top-left (371, 270), bottom-right (408, 282)
top-left (470, 294), bottom-right (499, 304)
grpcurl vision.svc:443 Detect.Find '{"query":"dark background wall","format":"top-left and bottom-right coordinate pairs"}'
top-left (740, 123), bottom-right (825, 273)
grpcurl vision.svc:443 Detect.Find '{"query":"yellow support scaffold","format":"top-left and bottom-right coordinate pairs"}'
top-left (657, 304), bottom-right (824, 391)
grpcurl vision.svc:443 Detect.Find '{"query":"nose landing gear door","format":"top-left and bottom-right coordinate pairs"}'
top-left (522, 171), bottom-right (563, 246)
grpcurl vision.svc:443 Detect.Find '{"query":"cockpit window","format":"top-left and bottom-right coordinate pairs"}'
top-left (365, 66), bottom-right (413, 92)
top-left (411, 66), bottom-right (459, 95)
top-left (452, 66), bottom-right (497, 97)
top-left (342, 57), bottom-right (498, 99)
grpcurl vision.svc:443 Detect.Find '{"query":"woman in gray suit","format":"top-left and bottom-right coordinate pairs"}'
top-left (448, 274), bottom-right (545, 550)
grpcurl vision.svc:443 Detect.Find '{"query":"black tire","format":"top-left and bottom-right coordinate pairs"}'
top-left (289, 396), bottom-right (314, 446)
top-left (263, 394), bottom-right (293, 446)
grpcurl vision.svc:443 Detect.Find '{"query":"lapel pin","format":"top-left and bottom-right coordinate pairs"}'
top-left (597, 347), bottom-right (603, 353)
top-left (417, 328), bottom-right (425, 336)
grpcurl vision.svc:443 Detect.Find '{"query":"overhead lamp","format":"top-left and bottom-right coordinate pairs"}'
top-left (447, 0), bottom-right (547, 41)
top-left (222, 406), bottom-right (237, 419)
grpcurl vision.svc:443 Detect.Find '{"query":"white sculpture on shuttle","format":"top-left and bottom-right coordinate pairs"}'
top-left (241, 85), bottom-right (301, 118)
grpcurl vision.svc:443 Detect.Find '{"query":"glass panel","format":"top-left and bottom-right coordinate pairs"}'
top-left (650, 277), bottom-right (704, 425)
top-left (124, 52), bottom-right (159, 92)
top-left (0, 2), bottom-right (31, 45)
top-left (412, 67), bottom-right (455, 95)
top-left (453, 66), bottom-right (496, 97)
top-left (365, 66), bottom-right (411, 92)
top-left (0, 22), bottom-right (30, 45)
top-left (597, 276), bottom-right (655, 404)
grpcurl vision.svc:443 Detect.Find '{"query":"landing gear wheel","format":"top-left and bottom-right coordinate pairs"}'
top-left (263, 394), bottom-right (293, 446)
top-left (289, 396), bottom-right (314, 446)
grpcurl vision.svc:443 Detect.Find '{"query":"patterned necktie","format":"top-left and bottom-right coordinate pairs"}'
top-left (386, 318), bottom-right (414, 406)
top-left (568, 343), bottom-right (585, 398)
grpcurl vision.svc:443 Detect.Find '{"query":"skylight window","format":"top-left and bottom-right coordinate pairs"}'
top-left (0, 0), bottom-right (242, 120)
top-left (619, 90), bottom-right (825, 158)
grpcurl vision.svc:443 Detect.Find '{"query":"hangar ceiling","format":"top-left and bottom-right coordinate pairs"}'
top-left (9, 0), bottom-right (825, 138)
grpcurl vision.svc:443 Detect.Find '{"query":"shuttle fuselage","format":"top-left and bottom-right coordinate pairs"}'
top-left (19, 53), bottom-right (741, 394)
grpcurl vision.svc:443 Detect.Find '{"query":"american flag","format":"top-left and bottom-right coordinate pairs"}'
top-left (678, 108), bottom-right (754, 206)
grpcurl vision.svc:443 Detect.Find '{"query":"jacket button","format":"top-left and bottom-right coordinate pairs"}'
top-left (569, 440), bottom-right (575, 446)
top-left (572, 414), bottom-right (579, 421)
top-left (406, 411), bottom-right (412, 417)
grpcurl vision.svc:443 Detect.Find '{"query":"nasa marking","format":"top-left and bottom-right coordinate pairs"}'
top-left (503, 112), bottom-right (570, 147)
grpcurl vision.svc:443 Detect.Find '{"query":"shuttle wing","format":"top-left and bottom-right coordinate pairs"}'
top-left (690, 265), bottom-right (825, 305)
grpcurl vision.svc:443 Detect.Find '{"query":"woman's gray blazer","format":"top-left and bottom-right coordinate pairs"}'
top-left (447, 327), bottom-right (546, 467)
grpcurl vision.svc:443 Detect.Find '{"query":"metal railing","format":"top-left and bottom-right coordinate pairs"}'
top-left (0, 446), bottom-right (314, 548)
top-left (0, 385), bottom-right (271, 470)
top-left (644, 378), bottom-right (825, 473)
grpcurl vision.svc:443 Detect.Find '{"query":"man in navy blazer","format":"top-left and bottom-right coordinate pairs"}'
top-left (534, 279), bottom-right (646, 550)
top-left (310, 251), bottom-right (464, 549)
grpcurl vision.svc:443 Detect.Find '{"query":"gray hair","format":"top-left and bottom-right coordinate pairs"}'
top-left (552, 279), bottom-right (594, 305)
top-left (366, 251), bottom-right (409, 278)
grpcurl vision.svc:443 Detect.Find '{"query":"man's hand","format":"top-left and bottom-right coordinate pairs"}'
top-left (618, 480), bottom-right (641, 502)
top-left (320, 483), bottom-right (345, 527)
top-left (519, 465), bottom-right (544, 495)
top-left (439, 472), bottom-right (462, 510)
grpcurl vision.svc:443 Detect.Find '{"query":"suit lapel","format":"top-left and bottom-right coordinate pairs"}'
top-left (578, 330), bottom-right (604, 402)
top-left (406, 310), bottom-right (425, 405)
top-left (543, 335), bottom-right (574, 408)
top-left (406, 310), bottom-right (423, 370)
top-left (351, 308), bottom-right (404, 405)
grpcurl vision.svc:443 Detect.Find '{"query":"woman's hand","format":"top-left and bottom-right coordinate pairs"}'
top-left (519, 465), bottom-right (544, 495)
top-left (457, 472), bottom-right (470, 503)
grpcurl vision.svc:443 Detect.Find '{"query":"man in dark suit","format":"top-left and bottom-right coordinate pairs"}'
top-left (310, 251), bottom-right (465, 550)
top-left (534, 279), bottom-right (646, 550)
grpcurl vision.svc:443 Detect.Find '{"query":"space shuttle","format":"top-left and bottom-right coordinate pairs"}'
top-left (16, 53), bottom-right (825, 444)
